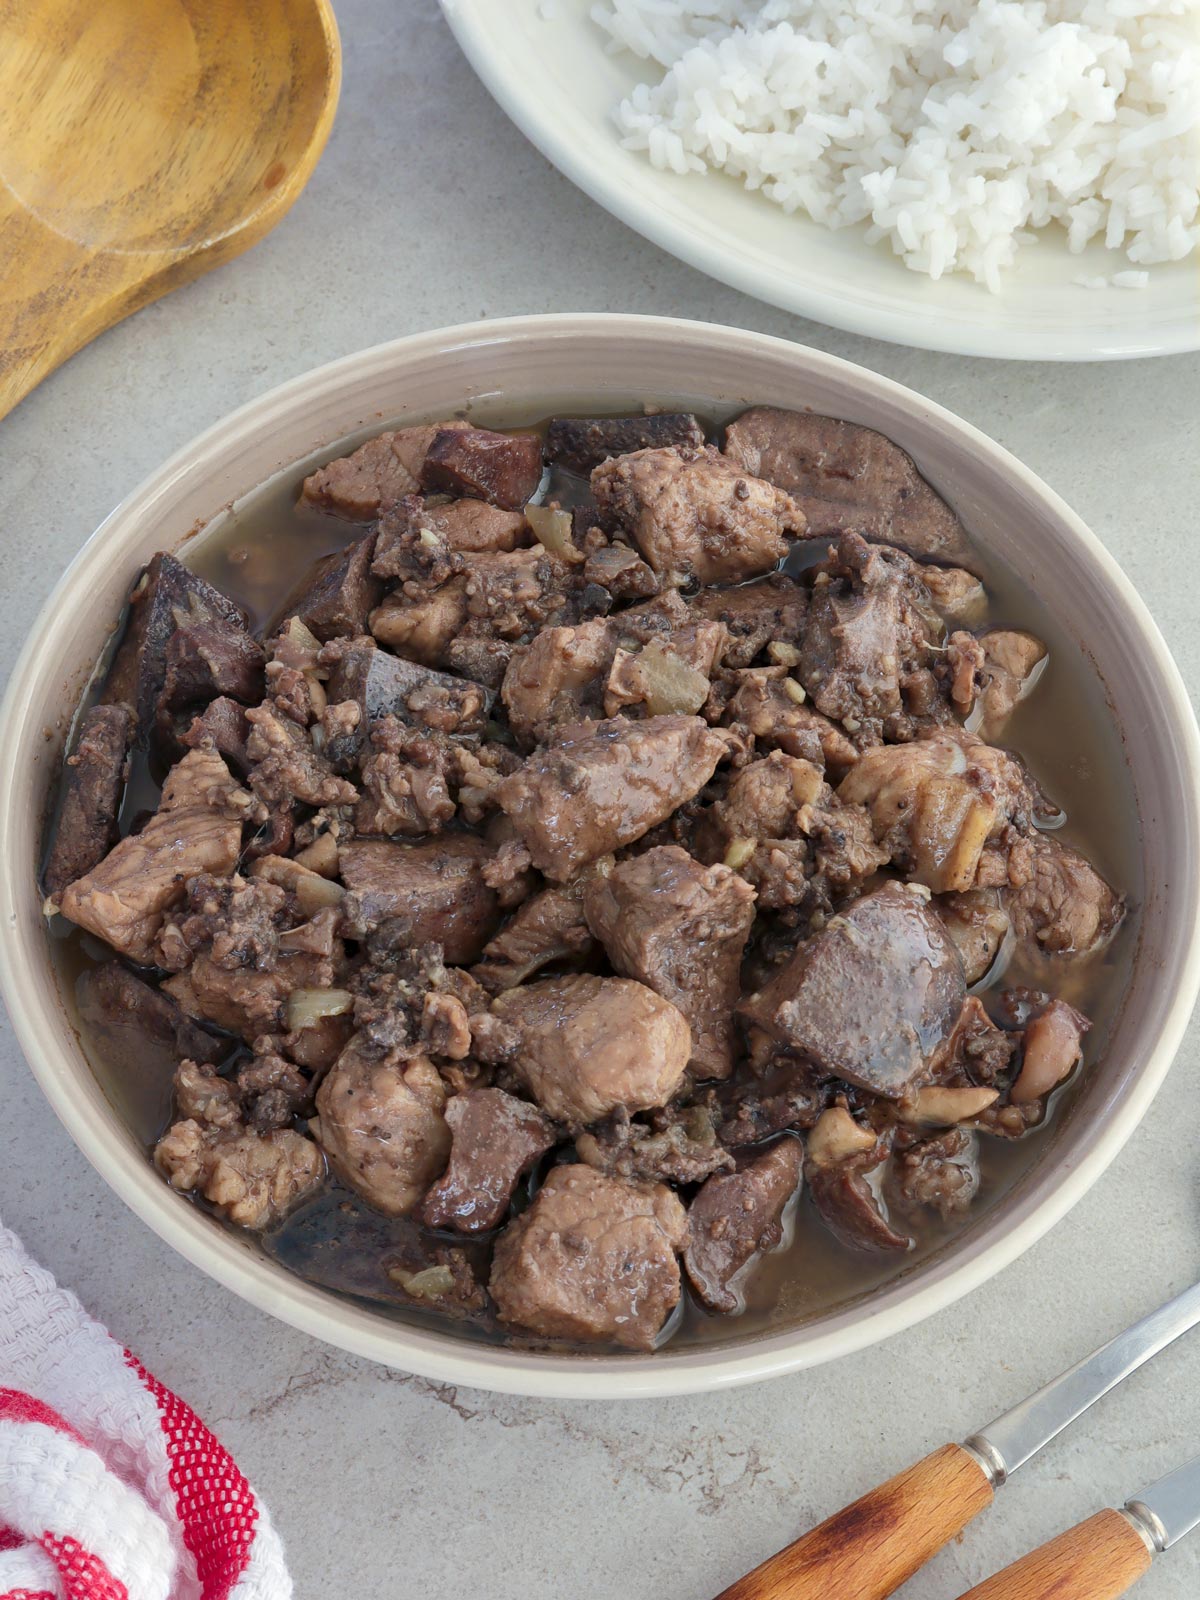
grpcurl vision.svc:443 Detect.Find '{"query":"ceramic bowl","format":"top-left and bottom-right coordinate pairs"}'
top-left (2, 314), bottom-right (1197, 1397)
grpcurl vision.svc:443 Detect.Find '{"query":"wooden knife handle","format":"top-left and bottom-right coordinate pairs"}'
top-left (715, 1442), bottom-right (994, 1600)
top-left (956, 1509), bottom-right (1154, 1600)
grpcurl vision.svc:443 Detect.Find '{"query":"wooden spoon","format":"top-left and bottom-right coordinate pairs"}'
top-left (0, 0), bottom-right (341, 421)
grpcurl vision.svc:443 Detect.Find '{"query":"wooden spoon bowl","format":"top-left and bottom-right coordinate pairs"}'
top-left (0, 0), bottom-right (341, 420)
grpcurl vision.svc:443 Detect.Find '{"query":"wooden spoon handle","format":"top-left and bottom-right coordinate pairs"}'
top-left (715, 1442), bottom-right (994, 1600)
top-left (955, 1508), bottom-right (1154, 1600)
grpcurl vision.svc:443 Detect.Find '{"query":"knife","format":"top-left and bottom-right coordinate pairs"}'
top-left (714, 1278), bottom-right (1200, 1600)
top-left (955, 1451), bottom-right (1200, 1598)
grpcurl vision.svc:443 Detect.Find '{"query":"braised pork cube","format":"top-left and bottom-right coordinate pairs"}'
top-left (695, 751), bottom-right (824, 860)
top-left (338, 835), bottom-right (506, 964)
top-left (591, 445), bottom-right (806, 586)
top-left (492, 973), bottom-right (690, 1125)
top-left (156, 1118), bottom-right (323, 1230)
top-left (160, 874), bottom-right (340, 1041)
top-left (285, 535), bottom-right (382, 641)
top-left (903, 558), bottom-right (987, 628)
top-left (422, 498), bottom-right (529, 554)
top-left (489, 1164), bottom-right (687, 1350)
top-left (496, 714), bottom-right (727, 881)
top-left (804, 1106), bottom-right (913, 1252)
top-left (472, 887), bottom-right (596, 993)
top-left (301, 420), bottom-right (469, 520)
top-left (1004, 834), bottom-right (1123, 961)
top-left (501, 618), bottom-right (615, 747)
top-left (43, 704), bottom-right (134, 899)
top-left (321, 636), bottom-right (492, 766)
top-left (419, 1089), bottom-right (555, 1233)
top-left (886, 1127), bottom-right (980, 1220)
top-left (684, 1140), bottom-right (803, 1313)
top-left (973, 629), bottom-right (1048, 739)
top-left (77, 961), bottom-right (227, 1069)
top-left (723, 407), bottom-right (972, 566)
top-left (723, 674), bottom-right (860, 777)
top-left (310, 1036), bottom-right (450, 1216)
top-left (245, 701), bottom-right (357, 812)
top-left (690, 575), bottom-right (807, 669)
top-left (370, 579), bottom-right (470, 667)
top-left (102, 552), bottom-right (262, 742)
top-left (420, 427), bottom-right (543, 512)
top-left (584, 846), bottom-right (755, 1080)
top-left (838, 729), bottom-right (1035, 893)
top-left (182, 696), bottom-right (252, 775)
top-left (546, 413), bottom-right (705, 474)
top-left (936, 891), bottom-right (1011, 984)
top-left (798, 531), bottom-right (937, 730)
top-left (58, 748), bottom-right (254, 963)
top-left (740, 882), bottom-right (966, 1098)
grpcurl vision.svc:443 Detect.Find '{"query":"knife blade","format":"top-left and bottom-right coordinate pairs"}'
top-left (953, 1451), bottom-right (1200, 1599)
top-left (714, 1276), bottom-right (1200, 1600)
top-left (963, 1277), bottom-right (1200, 1483)
top-left (1125, 1451), bottom-right (1200, 1553)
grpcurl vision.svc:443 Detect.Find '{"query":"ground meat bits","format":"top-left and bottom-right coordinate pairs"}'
top-left (54, 402), bottom-right (1125, 1353)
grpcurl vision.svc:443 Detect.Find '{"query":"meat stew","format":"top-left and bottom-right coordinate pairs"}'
top-left (43, 401), bottom-right (1137, 1353)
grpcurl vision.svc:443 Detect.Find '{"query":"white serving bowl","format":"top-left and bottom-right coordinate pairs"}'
top-left (2, 315), bottom-right (1197, 1398)
top-left (441, 0), bottom-right (1200, 361)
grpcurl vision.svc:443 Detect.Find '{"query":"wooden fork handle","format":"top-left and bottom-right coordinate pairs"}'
top-left (715, 1442), bottom-right (994, 1600)
top-left (955, 1509), bottom-right (1154, 1600)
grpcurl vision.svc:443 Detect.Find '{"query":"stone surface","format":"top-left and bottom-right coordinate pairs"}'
top-left (1, 4), bottom-right (1198, 1596)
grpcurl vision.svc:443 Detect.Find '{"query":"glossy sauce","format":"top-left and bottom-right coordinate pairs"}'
top-left (50, 400), bottom-right (1141, 1353)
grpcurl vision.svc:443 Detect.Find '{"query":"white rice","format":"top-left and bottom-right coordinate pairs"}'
top-left (592, 0), bottom-right (1200, 289)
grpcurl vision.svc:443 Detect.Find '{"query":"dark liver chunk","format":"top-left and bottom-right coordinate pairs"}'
top-left (684, 1140), bottom-right (802, 1313)
top-left (584, 845), bottom-right (756, 1081)
top-left (338, 835), bottom-right (504, 963)
top-left (723, 407), bottom-right (972, 566)
top-left (808, 1163), bottom-right (913, 1252)
top-left (546, 414), bottom-right (706, 475)
top-left (420, 427), bottom-right (543, 512)
top-left (419, 1089), bottom-right (555, 1233)
top-left (182, 696), bottom-right (252, 775)
top-left (323, 639), bottom-right (492, 768)
top-left (285, 535), bottom-right (382, 641)
top-left (102, 552), bottom-right (264, 744)
top-left (739, 882), bottom-right (966, 1097)
top-left (78, 960), bottom-right (228, 1069)
top-left (43, 703), bottom-right (134, 898)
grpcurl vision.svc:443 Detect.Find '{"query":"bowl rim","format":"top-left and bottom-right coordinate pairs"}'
top-left (3, 312), bottom-right (1199, 1399)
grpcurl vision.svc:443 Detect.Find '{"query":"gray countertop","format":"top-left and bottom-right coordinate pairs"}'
top-left (2, 5), bottom-right (1198, 1596)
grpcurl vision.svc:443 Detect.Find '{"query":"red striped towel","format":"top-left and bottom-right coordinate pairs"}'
top-left (0, 1223), bottom-right (291, 1600)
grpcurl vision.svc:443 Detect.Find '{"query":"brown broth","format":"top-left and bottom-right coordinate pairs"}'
top-left (49, 400), bottom-right (1141, 1354)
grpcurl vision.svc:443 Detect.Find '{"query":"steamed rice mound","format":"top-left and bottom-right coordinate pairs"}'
top-left (594, 0), bottom-right (1200, 289)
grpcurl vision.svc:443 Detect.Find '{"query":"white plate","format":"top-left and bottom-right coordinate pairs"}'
top-left (441, 0), bottom-right (1200, 360)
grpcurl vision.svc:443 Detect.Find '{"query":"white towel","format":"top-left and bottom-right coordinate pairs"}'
top-left (0, 1220), bottom-right (291, 1600)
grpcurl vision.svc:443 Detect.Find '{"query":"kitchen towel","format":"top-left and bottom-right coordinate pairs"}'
top-left (0, 1221), bottom-right (290, 1600)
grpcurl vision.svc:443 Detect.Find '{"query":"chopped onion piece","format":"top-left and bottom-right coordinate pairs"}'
top-left (294, 874), bottom-right (345, 916)
top-left (285, 987), bottom-right (354, 1032)
top-left (525, 503), bottom-right (584, 563)
top-left (723, 837), bottom-right (758, 870)
top-left (389, 1264), bottom-right (455, 1299)
top-left (294, 833), bottom-right (340, 878)
top-left (638, 640), bottom-right (710, 716)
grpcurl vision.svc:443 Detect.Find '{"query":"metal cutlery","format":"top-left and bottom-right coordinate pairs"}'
top-left (715, 1279), bottom-right (1200, 1600)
